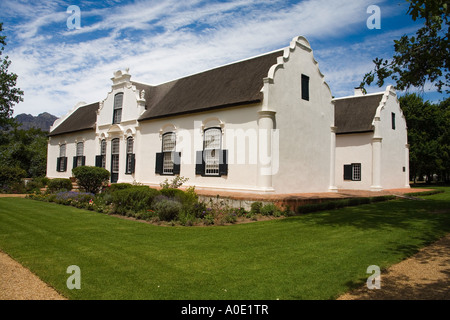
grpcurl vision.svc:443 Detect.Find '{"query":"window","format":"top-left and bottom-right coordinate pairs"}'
top-left (57, 144), bottom-right (67, 172)
top-left (196, 127), bottom-right (228, 177)
top-left (344, 163), bottom-right (361, 181)
top-left (204, 128), bottom-right (221, 176)
top-left (111, 138), bottom-right (120, 183)
top-left (301, 74), bottom-right (310, 101)
top-left (113, 93), bottom-right (123, 124)
top-left (73, 142), bottom-right (85, 168)
top-left (155, 132), bottom-right (180, 175)
top-left (391, 112), bottom-right (396, 130)
top-left (95, 140), bottom-right (107, 168)
top-left (125, 137), bottom-right (135, 174)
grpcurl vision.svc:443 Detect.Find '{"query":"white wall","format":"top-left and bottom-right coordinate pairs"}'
top-left (137, 104), bottom-right (263, 192)
top-left (268, 37), bottom-right (335, 193)
top-left (47, 131), bottom-right (97, 179)
top-left (335, 132), bottom-right (373, 189)
top-left (378, 89), bottom-right (409, 189)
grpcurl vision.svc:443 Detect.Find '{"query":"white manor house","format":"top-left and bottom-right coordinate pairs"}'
top-left (47, 36), bottom-right (410, 194)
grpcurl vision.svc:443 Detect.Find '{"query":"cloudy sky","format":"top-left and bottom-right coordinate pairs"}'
top-left (0, 0), bottom-right (442, 117)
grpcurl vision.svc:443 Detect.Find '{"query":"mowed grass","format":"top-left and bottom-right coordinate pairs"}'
top-left (0, 187), bottom-right (449, 300)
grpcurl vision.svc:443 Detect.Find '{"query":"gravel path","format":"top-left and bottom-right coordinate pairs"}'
top-left (0, 251), bottom-right (66, 300)
top-left (338, 233), bottom-right (450, 300)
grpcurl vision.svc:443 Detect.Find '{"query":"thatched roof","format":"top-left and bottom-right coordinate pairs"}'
top-left (48, 102), bottom-right (99, 137)
top-left (138, 50), bottom-right (283, 121)
top-left (334, 93), bottom-right (384, 134)
top-left (49, 50), bottom-right (283, 136)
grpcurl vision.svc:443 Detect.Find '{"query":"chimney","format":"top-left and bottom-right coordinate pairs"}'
top-left (354, 87), bottom-right (365, 96)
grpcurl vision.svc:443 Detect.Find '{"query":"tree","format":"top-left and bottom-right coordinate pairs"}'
top-left (0, 22), bottom-right (24, 127)
top-left (0, 127), bottom-right (48, 178)
top-left (361, 0), bottom-right (449, 94)
top-left (400, 93), bottom-right (450, 182)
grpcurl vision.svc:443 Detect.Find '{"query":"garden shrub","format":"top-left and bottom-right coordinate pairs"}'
top-left (111, 186), bottom-right (160, 215)
top-left (47, 178), bottom-right (73, 193)
top-left (260, 203), bottom-right (282, 217)
top-left (106, 183), bottom-right (133, 193)
top-left (250, 201), bottom-right (263, 214)
top-left (160, 188), bottom-right (186, 200)
top-left (54, 191), bottom-right (95, 207)
top-left (72, 166), bottom-right (110, 194)
top-left (153, 199), bottom-right (182, 221)
top-left (0, 166), bottom-right (27, 193)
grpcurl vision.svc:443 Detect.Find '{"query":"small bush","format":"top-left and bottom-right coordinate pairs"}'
top-left (250, 201), bottom-right (263, 214)
top-left (112, 186), bottom-right (161, 215)
top-left (154, 199), bottom-right (182, 221)
top-left (47, 178), bottom-right (73, 193)
top-left (72, 166), bottom-right (110, 194)
top-left (260, 203), bottom-right (282, 217)
top-left (107, 183), bottom-right (133, 193)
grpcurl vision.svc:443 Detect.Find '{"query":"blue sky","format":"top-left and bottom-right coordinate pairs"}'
top-left (0, 0), bottom-right (445, 117)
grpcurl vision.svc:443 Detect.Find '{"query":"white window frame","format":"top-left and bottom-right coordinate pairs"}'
top-left (162, 132), bottom-right (176, 174)
top-left (204, 128), bottom-right (221, 176)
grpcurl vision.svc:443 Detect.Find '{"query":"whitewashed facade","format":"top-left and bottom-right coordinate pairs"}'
top-left (47, 36), bottom-right (409, 194)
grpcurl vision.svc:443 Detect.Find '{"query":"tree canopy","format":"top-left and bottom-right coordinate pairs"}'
top-left (361, 0), bottom-right (449, 94)
top-left (0, 22), bottom-right (24, 127)
top-left (400, 93), bottom-right (450, 182)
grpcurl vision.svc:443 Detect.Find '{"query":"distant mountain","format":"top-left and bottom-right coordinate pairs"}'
top-left (15, 112), bottom-right (58, 132)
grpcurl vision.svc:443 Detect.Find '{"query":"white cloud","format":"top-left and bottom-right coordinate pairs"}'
top-left (2, 0), bottom-right (422, 117)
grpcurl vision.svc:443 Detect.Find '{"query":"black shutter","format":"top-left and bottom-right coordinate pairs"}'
top-left (301, 74), bottom-right (310, 101)
top-left (62, 157), bottom-right (67, 172)
top-left (155, 152), bottom-right (163, 174)
top-left (131, 154), bottom-right (136, 174)
top-left (173, 152), bottom-right (181, 175)
top-left (95, 155), bottom-right (103, 168)
top-left (73, 156), bottom-right (78, 169)
top-left (56, 157), bottom-right (61, 172)
top-left (81, 156), bottom-right (86, 166)
top-left (195, 151), bottom-right (204, 175)
top-left (343, 164), bottom-right (352, 180)
top-left (219, 149), bottom-right (228, 176)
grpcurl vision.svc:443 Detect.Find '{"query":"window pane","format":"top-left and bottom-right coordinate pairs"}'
top-left (113, 109), bottom-right (122, 124)
top-left (114, 93), bottom-right (123, 109)
top-left (204, 128), bottom-right (221, 150)
top-left (111, 138), bottom-right (120, 154)
top-left (76, 142), bottom-right (84, 157)
top-left (59, 144), bottom-right (66, 157)
top-left (112, 155), bottom-right (119, 173)
top-left (352, 163), bottom-right (361, 181)
top-left (205, 149), bottom-right (219, 176)
top-left (163, 152), bottom-right (174, 174)
top-left (101, 140), bottom-right (106, 155)
top-left (162, 133), bottom-right (176, 152)
top-left (127, 137), bottom-right (134, 154)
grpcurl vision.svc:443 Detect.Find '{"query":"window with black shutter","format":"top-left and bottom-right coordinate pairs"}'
top-left (156, 132), bottom-right (179, 175)
top-left (96, 139), bottom-right (107, 168)
top-left (57, 144), bottom-right (67, 172)
top-left (301, 74), bottom-right (310, 101)
top-left (196, 128), bottom-right (227, 177)
top-left (344, 163), bottom-right (361, 181)
top-left (73, 142), bottom-right (85, 168)
top-left (125, 137), bottom-right (135, 174)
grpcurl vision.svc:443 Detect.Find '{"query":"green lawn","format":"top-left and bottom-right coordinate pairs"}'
top-left (0, 187), bottom-right (449, 300)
